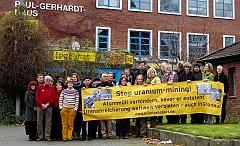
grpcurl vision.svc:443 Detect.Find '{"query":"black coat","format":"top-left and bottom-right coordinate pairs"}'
top-left (24, 91), bottom-right (37, 121)
top-left (214, 71), bottom-right (229, 94)
top-left (193, 70), bottom-right (202, 80)
top-left (132, 69), bottom-right (147, 83)
top-left (178, 71), bottom-right (196, 82)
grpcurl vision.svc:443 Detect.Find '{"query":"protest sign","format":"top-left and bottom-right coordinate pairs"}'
top-left (81, 81), bottom-right (223, 121)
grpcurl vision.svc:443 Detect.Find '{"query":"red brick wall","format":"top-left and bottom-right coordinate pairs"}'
top-left (1, 0), bottom-right (240, 56)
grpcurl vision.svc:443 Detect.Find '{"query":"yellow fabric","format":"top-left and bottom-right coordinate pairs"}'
top-left (82, 81), bottom-right (224, 121)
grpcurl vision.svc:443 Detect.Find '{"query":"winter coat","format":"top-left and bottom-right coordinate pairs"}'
top-left (193, 70), bottom-right (202, 80)
top-left (146, 76), bottom-right (161, 84)
top-left (132, 69), bottom-right (148, 83)
top-left (73, 80), bottom-right (83, 92)
top-left (162, 71), bottom-right (178, 83)
top-left (178, 71), bottom-right (196, 82)
top-left (157, 71), bottom-right (165, 82)
top-left (24, 91), bottom-right (37, 121)
top-left (202, 71), bottom-right (214, 81)
top-left (214, 71), bottom-right (229, 94)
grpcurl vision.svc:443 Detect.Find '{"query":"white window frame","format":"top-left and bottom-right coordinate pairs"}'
top-left (128, 0), bottom-right (153, 13)
top-left (186, 0), bottom-right (209, 17)
top-left (96, 26), bottom-right (111, 51)
top-left (187, 32), bottom-right (209, 59)
top-left (158, 0), bottom-right (181, 15)
top-left (158, 31), bottom-right (182, 60)
top-left (213, 0), bottom-right (235, 19)
top-left (128, 28), bottom-right (152, 58)
top-left (223, 35), bottom-right (235, 47)
top-left (96, 0), bottom-right (122, 10)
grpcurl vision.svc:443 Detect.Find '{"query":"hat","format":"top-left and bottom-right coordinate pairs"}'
top-left (193, 63), bottom-right (200, 68)
top-left (83, 77), bottom-right (91, 80)
top-left (93, 78), bottom-right (100, 82)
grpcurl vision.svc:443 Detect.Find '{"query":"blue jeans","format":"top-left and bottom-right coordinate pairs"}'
top-left (116, 119), bottom-right (127, 136)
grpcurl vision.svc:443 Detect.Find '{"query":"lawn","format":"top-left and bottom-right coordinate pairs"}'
top-left (149, 116), bottom-right (240, 140)
top-left (155, 124), bottom-right (240, 140)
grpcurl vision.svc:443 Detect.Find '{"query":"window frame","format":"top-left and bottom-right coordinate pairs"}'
top-left (186, 0), bottom-right (209, 17)
top-left (128, 0), bottom-right (153, 13)
top-left (158, 31), bottom-right (182, 60)
top-left (158, 0), bottom-right (181, 15)
top-left (223, 35), bottom-right (235, 47)
top-left (96, 0), bottom-right (122, 10)
top-left (128, 28), bottom-right (152, 58)
top-left (96, 26), bottom-right (111, 51)
top-left (187, 32), bottom-right (209, 59)
top-left (213, 0), bottom-right (235, 19)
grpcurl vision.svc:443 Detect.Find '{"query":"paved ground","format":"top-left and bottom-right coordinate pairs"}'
top-left (0, 126), bottom-right (156, 146)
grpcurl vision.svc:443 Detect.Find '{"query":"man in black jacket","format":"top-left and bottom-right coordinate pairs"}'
top-left (132, 61), bottom-right (148, 82)
top-left (178, 62), bottom-right (195, 124)
top-left (193, 63), bottom-right (204, 124)
top-left (214, 65), bottom-right (229, 124)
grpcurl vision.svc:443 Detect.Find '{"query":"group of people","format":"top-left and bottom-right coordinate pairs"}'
top-left (24, 60), bottom-right (229, 142)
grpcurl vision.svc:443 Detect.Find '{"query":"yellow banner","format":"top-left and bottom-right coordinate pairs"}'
top-left (53, 51), bottom-right (96, 62)
top-left (81, 81), bottom-right (224, 121)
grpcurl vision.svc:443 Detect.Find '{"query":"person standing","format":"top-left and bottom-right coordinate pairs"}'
top-left (96, 73), bottom-right (114, 140)
top-left (202, 63), bottom-right (214, 124)
top-left (162, 63), bottom-right (179, 124)
top-left (133, 75), bottom-right (147, 138)
top-left (178, 62), bottom-right (195, 124)
top-left (51, 82), bottom-right (64, 141)
top-left (214, 65), bottom-right (229, 124)
top-left (79, 77), bottom-right (94, 141)
top-left (36, 75), bottom-right (56, 142)
top-left (72, 73), bottom-right (83, 140)
top-left (146, 67), bottom-right (161, 127)
top-left (116, 77), bottom-right (129, 139)
top-left (193, 63), bottom-right (204, 124)
top-left (24, 81), bottom-right (38, 141)
top-left (59, 79), bottom-right (79, 142)
top-left (125, 68), bottom-right (134, 85)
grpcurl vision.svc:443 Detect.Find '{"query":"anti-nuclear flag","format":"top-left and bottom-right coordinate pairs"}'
top-left (81, 81), bottom-right (224, 121)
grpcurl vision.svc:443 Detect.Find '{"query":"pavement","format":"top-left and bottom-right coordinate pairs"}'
top-left (0, 126), bottom-right (151, 146)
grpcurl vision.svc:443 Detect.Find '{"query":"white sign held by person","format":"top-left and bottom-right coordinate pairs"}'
top-left (15, 1), bottom-right (84, 17)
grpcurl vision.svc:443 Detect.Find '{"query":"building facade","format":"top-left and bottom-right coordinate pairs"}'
top-left (0, 0), bottom-right (239, 62)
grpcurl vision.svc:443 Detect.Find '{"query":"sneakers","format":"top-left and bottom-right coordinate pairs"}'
top-left (63, 139), bottom-right (67, 142)
top-left (123, 136), bottom-right (129, 139)
top-left (116, 136), bottom-right (120, 139)
top-left (108, 136), bottom-right (113, 139)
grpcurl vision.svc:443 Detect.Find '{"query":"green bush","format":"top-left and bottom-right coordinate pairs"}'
top-left (0, 89), bottom-right (25, 125)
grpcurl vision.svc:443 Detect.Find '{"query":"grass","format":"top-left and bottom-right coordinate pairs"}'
top-left (155, 124), bottom-right (240, 140)
top-left (151, 116), bottom-right (240, 140)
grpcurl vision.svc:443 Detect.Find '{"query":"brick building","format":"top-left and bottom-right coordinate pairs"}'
top-left (1, 0), bottom-right (239, 63)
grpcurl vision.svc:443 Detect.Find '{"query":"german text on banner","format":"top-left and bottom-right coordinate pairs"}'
top-left (81, 81), bottom-right (224, 121)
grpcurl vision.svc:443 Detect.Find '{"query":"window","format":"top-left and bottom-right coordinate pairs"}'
top-left (159, 0), bottom-right (181, 15)
top-left (214, 0), bottom-right (234, 19)
top-left (128, 29), bottom-right (152, 58)
top-left (187, 0), bottom-right (208, 17)
top-left (159, 31), bottom-right (181, 60)
top-left (96, 27), bottom-right (111, 51)
top-left (187, 33), bottom-right (209, 60)
top-left (223, 35), bottom-right (235, 47)
top-left (129, 0), bottom-right (152, 12)
top-left (97, 0), bottom-right (122, 10)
